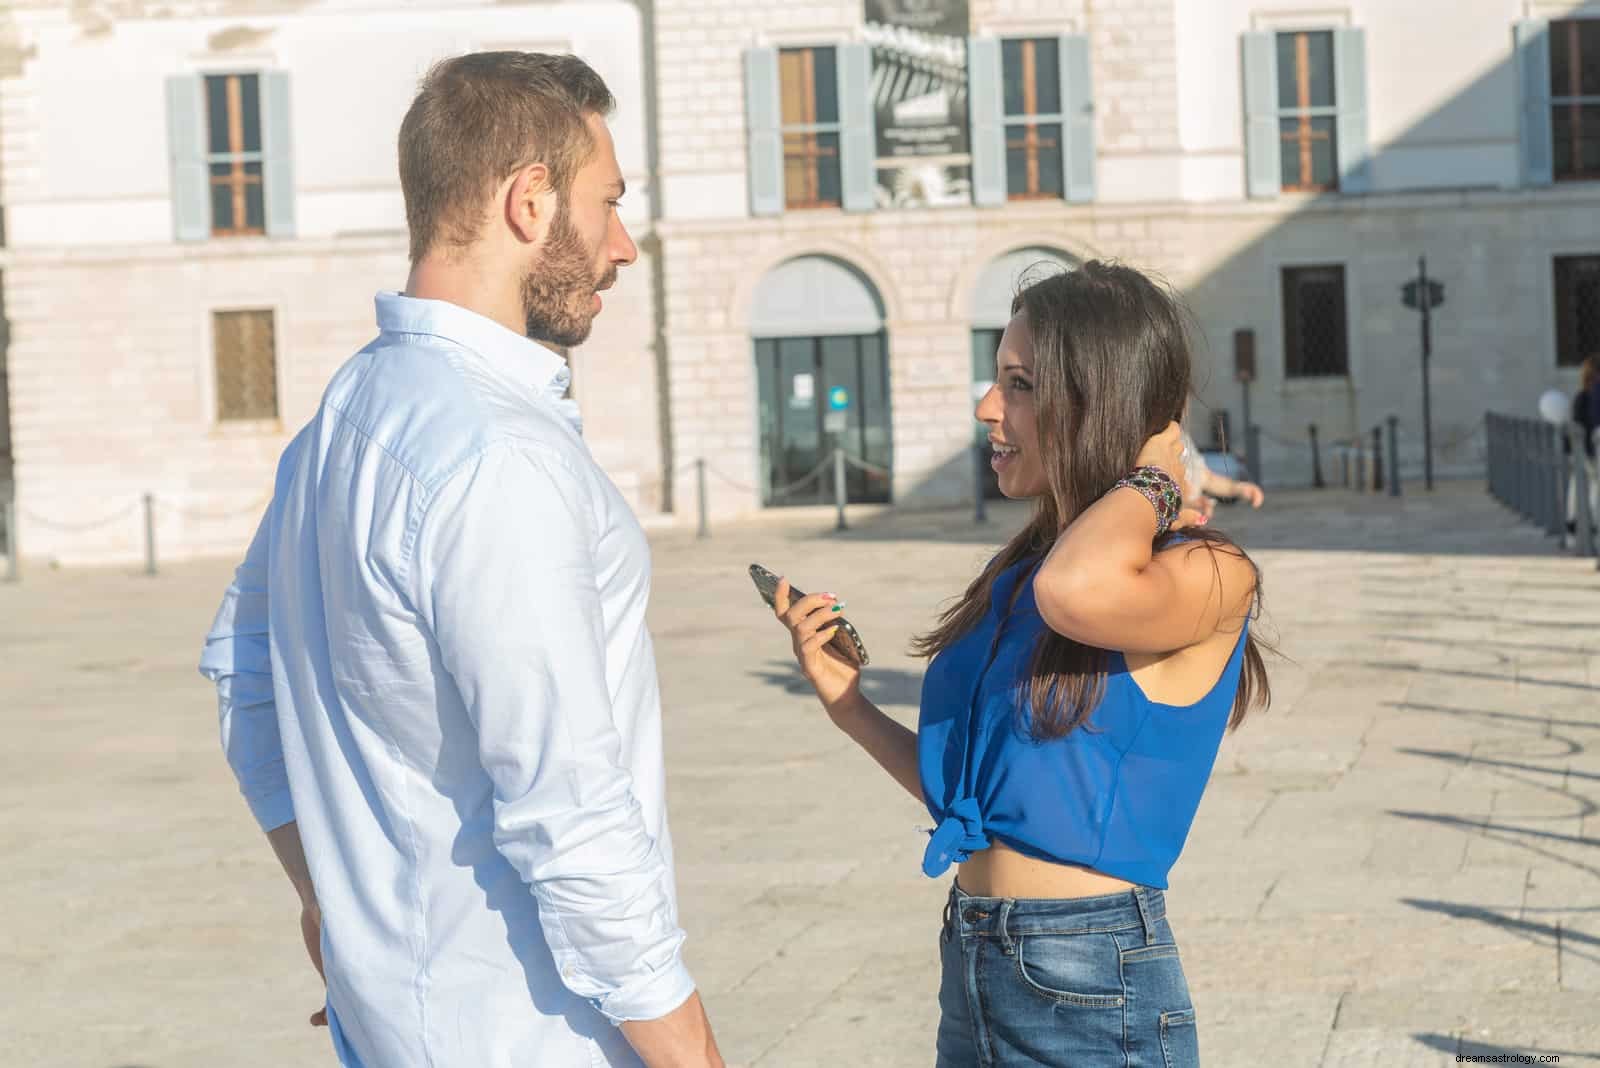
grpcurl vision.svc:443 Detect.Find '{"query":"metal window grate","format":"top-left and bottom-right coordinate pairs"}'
top-left (1554, 254), bottom-right (1600, 368)
top-left (213, 309), bottom-right (279, 421)
top-left (1282, 265), bottom-right (1349, 378)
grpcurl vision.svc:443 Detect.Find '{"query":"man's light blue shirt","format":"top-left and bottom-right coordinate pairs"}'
top-left (199, 292), bottom-right (693, 1067)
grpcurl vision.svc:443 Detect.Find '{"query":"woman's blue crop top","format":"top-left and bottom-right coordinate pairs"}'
top-left (916, 555), bottom-right (1248, 890)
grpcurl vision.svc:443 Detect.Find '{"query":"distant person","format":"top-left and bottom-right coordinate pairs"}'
top-left (768, 263), bottom-right (1271, 1067)
top-left (199, 52), bottom-right (722, 1067)
top-left (1576, 354), bottom-right (1600, 461)
top-left (1180, 429), bottom-right (1266, 523)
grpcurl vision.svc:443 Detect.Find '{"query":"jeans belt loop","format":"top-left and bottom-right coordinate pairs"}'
top-left (995, 898), bottom-right (1016, 956)
top-left (1133, 886), bottom-right (1157, 945)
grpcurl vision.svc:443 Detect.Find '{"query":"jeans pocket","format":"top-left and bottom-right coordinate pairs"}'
top-left (1159, 1008), bottom-right (1199, 1068)
top-left (1012, 933), bottom-right (1126, 1008)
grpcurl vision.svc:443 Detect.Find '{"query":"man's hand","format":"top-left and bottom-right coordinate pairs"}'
top-left (300, 902), bottom-right (328, 1027)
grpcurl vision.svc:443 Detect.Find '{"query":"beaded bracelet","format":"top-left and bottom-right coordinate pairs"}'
top-left (1114, 465), bottom-right (1183, 536)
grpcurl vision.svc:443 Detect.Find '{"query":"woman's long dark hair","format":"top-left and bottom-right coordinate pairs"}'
top-left (911, 261), bottom-right (1271, 739)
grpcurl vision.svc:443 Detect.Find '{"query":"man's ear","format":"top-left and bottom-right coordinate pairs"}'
top-left (505, 162), bottom-right (555, 245)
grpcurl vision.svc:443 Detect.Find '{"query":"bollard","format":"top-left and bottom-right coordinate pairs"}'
top-left (1386, 416), bottom-right (1401, 497)
top-left (695, 458), bottom-right (709, 539)
top-left (1340, 445), bottom-right (1350, 489)
top-left (2, 489), bottom-right (17, 583)
top-left (973, 442), bottom-right (988, 524)
top-left (1309, 423), bottom-right (1325, 488)
top-left (1514, 419), bottom-right (1529, 520)
top-left (143, 493), bottom-right (158, 576)
top-left (1571, 426), bottom-right (1595, 558)
top-left (833, 447), bottom-right (848, 532)
top-left (1486, 414), bottom-right (1498, 504)
top-left (1246, 424), bottom-right (1263, 489)
top-left (1353, 437), bottom-right (1366, 493)
top-left (1371, 426), bottom-right (1384, 493)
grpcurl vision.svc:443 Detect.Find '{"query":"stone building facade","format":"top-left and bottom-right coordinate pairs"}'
top-left (1, 0), bottom-right (1596, 564)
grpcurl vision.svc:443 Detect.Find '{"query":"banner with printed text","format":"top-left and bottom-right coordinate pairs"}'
top-left (864, 0), bottom-right (972, 209)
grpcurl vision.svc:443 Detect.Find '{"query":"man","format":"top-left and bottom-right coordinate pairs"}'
top-left (199, 52), bottom-right (722, 1067)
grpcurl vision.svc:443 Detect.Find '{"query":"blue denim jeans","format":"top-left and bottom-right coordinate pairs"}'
top-left (936, 881), bottom-right (1199, 1067)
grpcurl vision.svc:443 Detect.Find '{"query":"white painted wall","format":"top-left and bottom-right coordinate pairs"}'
top-left (1176, 0), bottom-right (1525, 202)
top-left (4, 1), bottom-right (650, 248)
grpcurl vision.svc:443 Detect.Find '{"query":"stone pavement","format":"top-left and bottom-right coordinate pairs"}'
top-left (4, 480), bottom-right (1599, 1067)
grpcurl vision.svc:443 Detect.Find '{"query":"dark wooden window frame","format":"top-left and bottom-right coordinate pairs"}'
top-left (778, 48), bottom-right (842, 210)
top-left (205, 72), bottom-right (266, 237)
top-left (1276, 30), bottom-right (1339, 193)
top-left (1551, 19), bottom-right (1600, 183)
top-left (1002, 38), bottom-right (1064, 201)
top-left (1281, 264), bottom-right (1350, 379)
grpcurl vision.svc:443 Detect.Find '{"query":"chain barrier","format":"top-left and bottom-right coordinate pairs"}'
top-left (17, 501), bottom-right (139, 532)
top-left (154, 493), bottom-right (272, 522)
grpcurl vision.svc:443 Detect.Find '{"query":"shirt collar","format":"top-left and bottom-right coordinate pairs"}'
top-left (374, 291), bottom-right (579, 432)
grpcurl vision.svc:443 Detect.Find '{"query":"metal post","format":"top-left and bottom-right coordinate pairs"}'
top-left (973, 442), bottom-right (988, 524)
top-left (143, 492), bottom-right (158, 576)
top-left (1514, 419), bottom-right (1529, 519)
top-left (1246, 424), bottom-right (1262, 489)
top-left (695, 458), bottom-right (708, 539)
top-left (1486, 414), bottom-right (1497, 503)
top-left (1340, 444), bottom-right (1351, 489)
top-left (1309, 423), bottom-right (1324, 488)
top-left (1571, 426), bottom-right (1595, 557)
top-left (1372, 426), bottom-right (1384, 492)
top-left (1353, 436), bottom-right (1366, 493)
top-left (1387, 416), bottom-right (1401, 497)
top-left (1419, 256), bottom-right (1435, 491)
top-left (2, 487), bottom-right (17, 583)
top-left (1546, 423), bottom-right (1565, 537)
top-left (833, 447), bottom-right (848, 532)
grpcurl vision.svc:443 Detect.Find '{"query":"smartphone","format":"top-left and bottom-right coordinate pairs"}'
top-left (749, 563), bottom-right (870, 667)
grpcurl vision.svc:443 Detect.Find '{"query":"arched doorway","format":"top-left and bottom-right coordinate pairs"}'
top-left (969, 247), bottom-right (1075, 497)
top-left (751, 256), bottom-right (892, 507)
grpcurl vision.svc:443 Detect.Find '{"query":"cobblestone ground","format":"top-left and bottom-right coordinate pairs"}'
top-left (4, 480), bottom-right (1599, 1067)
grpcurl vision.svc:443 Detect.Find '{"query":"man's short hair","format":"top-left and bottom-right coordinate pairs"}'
top-left (398, 51), bottom-right (615, 263)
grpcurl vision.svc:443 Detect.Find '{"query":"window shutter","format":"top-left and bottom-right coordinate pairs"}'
top-left (967, 35), bottom-right (1005, 207)
top-left (1059, 33), bottom-right (1095, 203)
top-left (1516, 19), bottom-right (1553, 187)
top-left (262, 72), bottom-right (297, 238)
top-left (1333, 28), bottom-right (1370, 193)
top-left (838, 42), bottom-right (877, 212)
top-left (165, 75), bottom-right (209, 242)
top-left (744, 48), bottom-right (785, 216)
top-left (1241, 32), bottom-right (1281, 199)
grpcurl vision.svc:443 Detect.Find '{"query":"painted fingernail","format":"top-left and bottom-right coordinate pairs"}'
top-left (831, 603), bottom-right (846, 613)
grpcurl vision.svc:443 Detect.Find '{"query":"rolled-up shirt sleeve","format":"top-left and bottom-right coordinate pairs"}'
top-left (411, 442), bottom-right (694, 1024)
top-left (199, 502), bottom-right (295, 833)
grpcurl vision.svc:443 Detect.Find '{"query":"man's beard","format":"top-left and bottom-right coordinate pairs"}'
top-left (521, 208), bottom-right (613, 349)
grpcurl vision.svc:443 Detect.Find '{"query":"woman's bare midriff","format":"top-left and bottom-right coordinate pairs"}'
top-left (957, 839), bottom-right (1136, 899)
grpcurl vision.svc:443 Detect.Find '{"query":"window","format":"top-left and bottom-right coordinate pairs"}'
top-left (1555, 255), bottom-right (1600, 367)
top-left (779, 48), bottom-right (842, 209)
top-left (1001, 38), bottom-right (1064, 200)
top-left (213, 310), bottom-right (279, 421)
top-left (205, 74), bottom-right (266, 236)
top-left (1550, 20), bottom-right (1600, 181)
top-left (1281, 266), bottom-right (1348, 378)
top-left (1276, 31), bottom-right (1338, 191)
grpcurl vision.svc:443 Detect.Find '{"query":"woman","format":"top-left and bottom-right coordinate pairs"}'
top-left (770, 262), bottom-right (1270, 1067)
top-left (1179, 430), bottom-right (1266, 522)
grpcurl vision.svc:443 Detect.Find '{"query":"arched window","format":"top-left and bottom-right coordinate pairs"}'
top-left (751, 256), bottom-right (892, 507)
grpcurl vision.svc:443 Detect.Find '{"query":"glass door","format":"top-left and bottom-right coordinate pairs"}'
top-left (755, 334), bottom-right (892, 507)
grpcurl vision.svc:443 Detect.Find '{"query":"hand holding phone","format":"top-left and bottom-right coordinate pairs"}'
top-left (751, 562), bottom-right (869, 718)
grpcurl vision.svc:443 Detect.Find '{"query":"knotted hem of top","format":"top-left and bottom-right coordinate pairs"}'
top-left (922, 796), bottom-right (990, 878)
